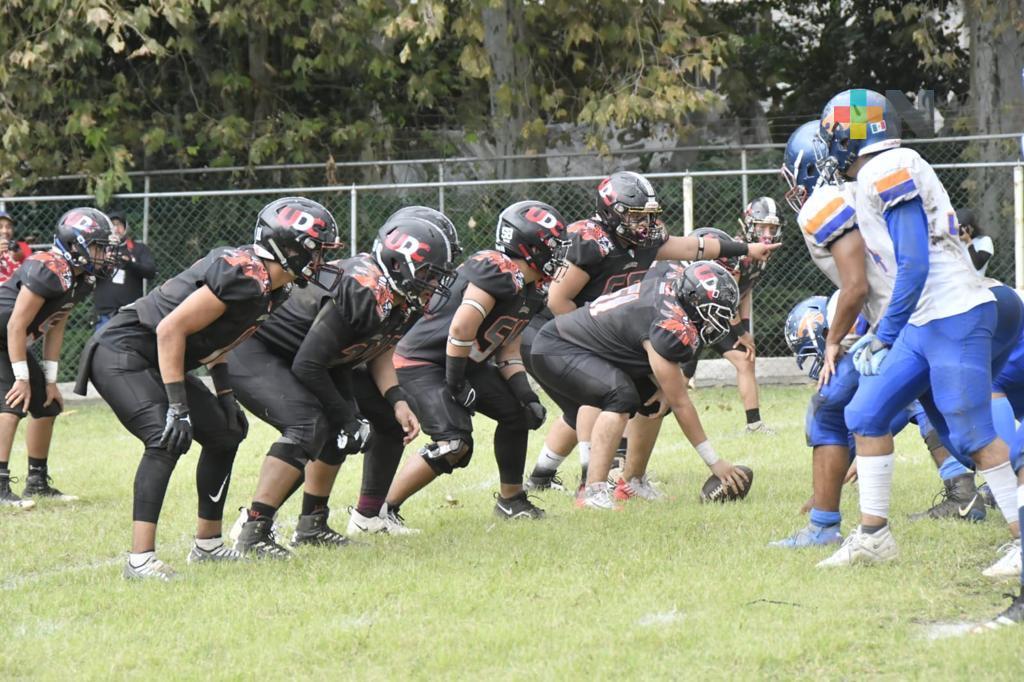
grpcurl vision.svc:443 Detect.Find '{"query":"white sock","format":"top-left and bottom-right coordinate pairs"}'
top-left (195, 536), bottom-right (224, 551)
top-left (129, 550), bottom-right (155, 568)
top-left (579, 442), bottom-right (591, 469)
top-left (980, 461), bottom-right (1019, 523)
top-left (535, 446), bottom-right (567, 472)
top-left (856, 454), bottom-right (894, 520)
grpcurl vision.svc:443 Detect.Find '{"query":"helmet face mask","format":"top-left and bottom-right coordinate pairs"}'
top-left (675, 261), bottom-right (741, 347)
top-left (741, 197), bottom-right (782, 246)
top-left (781, 122), bottom-right (825, 213)
top-left (596, 172), bottom-right (663, 248)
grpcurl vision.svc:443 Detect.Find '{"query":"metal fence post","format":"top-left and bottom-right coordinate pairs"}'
top-left (350, 185), bottom-right (358, 256)
top-left (142, 174), bottom-right (151, 294)
top-left (1015, 164), bottom-right (1023, 289)
top-left (682, 174), bottom-right (693, 235)
top-left (438, 163), bottom-right (445, 213)
top-left (740, 148), bottom-right (749, 209)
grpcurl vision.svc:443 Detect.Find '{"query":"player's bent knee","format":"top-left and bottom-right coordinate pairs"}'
top-left (267, 441), bottom-right (308, 471)
top-left (420, 437), bottom-right (473, 475)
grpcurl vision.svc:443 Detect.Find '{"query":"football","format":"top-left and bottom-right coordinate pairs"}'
top-left (700, 465), bottom-right (754, 503)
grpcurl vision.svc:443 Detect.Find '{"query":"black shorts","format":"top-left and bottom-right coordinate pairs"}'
top-left (397, 360), bottom-right (526, 443)
top-left (0, 348), bottom-right (62, 419)
top-left (89, 343), bottom-right (239, 452)
top-left (530, 325), bottom-right (654, 417)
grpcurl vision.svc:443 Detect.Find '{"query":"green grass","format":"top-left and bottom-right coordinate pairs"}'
top-left (1, 386), bottom-right (1021, 679)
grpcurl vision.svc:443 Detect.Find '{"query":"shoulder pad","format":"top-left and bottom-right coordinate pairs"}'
top-left (465, 250), bottom-right (525, 295)
top-left (858, 147), bottom-right (923, 211)
top-left (566, 219), bottom-right (614, 265)
top-left (342, 256), bottom-right (394, 321)
top-left (798, 184), bottom-right (857, 247)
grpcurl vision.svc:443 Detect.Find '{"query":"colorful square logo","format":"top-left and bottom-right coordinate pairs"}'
top-left (830, 89), bottom-right (885, 139)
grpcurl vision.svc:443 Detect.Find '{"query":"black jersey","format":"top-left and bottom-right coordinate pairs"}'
top-left (0, 251), bottom-right (94, 349)
top-left (565, 217), bottom-right (666, 306)
top-left (255, 254), bottom-right (416, 367)
top-left (555, 271), bottom-right (699, 378)
top-left (98, 246), bottom-right (288, 370)
top-left (396, 250), bottom-right (543, 366)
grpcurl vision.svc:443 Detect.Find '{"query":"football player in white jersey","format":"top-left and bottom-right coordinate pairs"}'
top-left (811, 91), bottom-right (1024, 594)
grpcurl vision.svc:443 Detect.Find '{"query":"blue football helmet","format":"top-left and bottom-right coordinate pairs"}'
top-left (781, 121), bottom-right (822, 212)
top-left (817, 89), bottom-right (901, 174)
top-left (784, 295), bottom-right (829, 380)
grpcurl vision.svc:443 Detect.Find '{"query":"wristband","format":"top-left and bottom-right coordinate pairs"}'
top-left (694, 440), bottom-right (720, 467)
top-left (208, 363), bottom-right (232, 395)
top-left (507, 372), bottom-right (539, 405)
top-left (11, 361), bottom-right (29, 382)
top-left (42, 360), bottom-right (59, 384)
top-left (384, 385), bottom-right (406, 407)
top-left (164, 381), bottom-right (188, 407)
top-left (717, 239), bottom-right (749, 259)
top-left (445, 354), bottom-right (470, 391)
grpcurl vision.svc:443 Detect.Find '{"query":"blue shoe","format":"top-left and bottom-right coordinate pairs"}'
top-left (768, 523), bottom-right (842, 548)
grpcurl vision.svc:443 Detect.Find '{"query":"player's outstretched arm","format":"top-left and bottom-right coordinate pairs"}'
top-left (547, 263), bottom-right (589, 316)
top-left (655, 235), bottom-right (780, 263)
top-left (4, 286), bottom-right (46, 411)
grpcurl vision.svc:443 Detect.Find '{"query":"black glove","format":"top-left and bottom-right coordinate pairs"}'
top-left (217, 392), bottom-right (249, 440)
top-left (445, 354), bottom-right (476, 411)
top-left (336, 417), bottom-right (372, 455)
top-left (523, 401), bottom-right (547, 430)
top-left (160, 382), bottom-right (193, 455)
top-left (507, 372), bottom-right (545, 430)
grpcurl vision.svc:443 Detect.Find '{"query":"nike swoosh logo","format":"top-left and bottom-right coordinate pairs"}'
top-left (958, 495), bottom-right (979, 517)
top-left (208, 475), bottom-right (230, 503)
top-left (497, 503), bottom-right (513, 515)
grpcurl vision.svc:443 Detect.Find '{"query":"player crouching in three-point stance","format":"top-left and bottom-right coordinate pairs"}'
top-left (227, 213), bottom-right (456, 556)
top-left (77, 197), bottom-right (339, 581)
top-left (0, 209), bottom-right (115, 508)
top-left (386, 201), bottom-right (567, 522)
top-left (530, 260), bottom-right (751, 510)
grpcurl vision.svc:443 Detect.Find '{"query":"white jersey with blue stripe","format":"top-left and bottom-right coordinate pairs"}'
top-left (798, 181), bottom-right (892, 327)
top-left (854, 147), bottom-right (992, 325)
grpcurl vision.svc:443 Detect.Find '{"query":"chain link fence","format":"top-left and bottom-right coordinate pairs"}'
top-left (2, 136), bottom-right (1021, 380)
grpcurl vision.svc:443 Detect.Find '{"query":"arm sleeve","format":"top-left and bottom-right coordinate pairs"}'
top-left (128, 243), bottom-right (157, 280)
top-left (291, 301), bottom-right (359, 427)
top-left (875, 198), bottom-right (930, 345)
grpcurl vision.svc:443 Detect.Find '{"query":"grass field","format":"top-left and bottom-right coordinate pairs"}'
top-left (1, 385), bottom-right (1022, 679)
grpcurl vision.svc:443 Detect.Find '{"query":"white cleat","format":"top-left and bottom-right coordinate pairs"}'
top-left (817, 525), bottom-right (898, 568)
top-left (982, 539), bottom-right (1022, 579)
top-left (123, 555), bottom-right (178, 582)
top-left (348, 505), bottom-right (421, 535)
top-left (745, 421), bottom-right (776, 435)
top-left (187, 541), bottom-right (244, 564)
top-left (576, 482), bottom-right (621, 511)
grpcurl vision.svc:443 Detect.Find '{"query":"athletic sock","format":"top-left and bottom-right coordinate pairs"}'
top-left (979, 460), bottom-right (1019, 523)
top-left (248, 501), bottom-right (278, 522)
top-left (27, 457), bottom-right (47, 476)
top-left (856, 454), bottom-right (894, 521)
top-left (355, 494), bottom-right (385, 518)
top-left (0, 461), bottom-right (8, 472)
top-left (809, 508), bottom-right (841, 528)
top-left (534, 446), bottom-right (567, 473)
top-left (579, 442), bottom-right (591, 469)
top-left (616, 438), bottom-right (628, 455)
top-left (301, 492), bottom-right (329, 516)
top-left (937, 456), bottom-right (970, 481)
top-left (195, 536), bottom-right (224, 551)
top-left (128, 550), bottom-right (156, 568)
top-left (745, 408), bottom-right (761, 425)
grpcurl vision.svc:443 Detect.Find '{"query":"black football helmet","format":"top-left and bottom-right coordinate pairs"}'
top-left (374, 216), bottom-right (456, 314)
top-left (741, 197), bottom-right (782, 245)
top-left (691, 227), bottom-right (741, 277)
top-left (53, 207), bottom-right (116, 278)
top-left (495, 200), bottom-right (568, 280)
top-left (382, 206), bottom-right (462, 261)
top-left (675, 260), bottom-right (741, 345)
top-left (595, 171), bottom-right (664, 248)
top-left (253, 196), bottom-right (342, 290)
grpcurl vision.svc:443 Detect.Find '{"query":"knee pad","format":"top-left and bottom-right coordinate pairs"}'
top-left (420, 437), bottom-right (473, 476)
top-left (267, 440), bottom-right (308, 471)
top-left (317, 439), bottom-right (348, 466)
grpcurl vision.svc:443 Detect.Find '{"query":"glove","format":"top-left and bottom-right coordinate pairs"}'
top-left (523, 400), bottom-right (546, 430)
top-left (336, 417), bottom-right (372, 455)
top-left (217, 392), bottom-right (249, 440)
top-left (448, 382), bottom-right (477, 411)
top-left (852, 334), bottom-right (890, 376)
top-left (506, 372), bottom-right (544, 429)
top-left (161, 402), bottom-right (193, 455)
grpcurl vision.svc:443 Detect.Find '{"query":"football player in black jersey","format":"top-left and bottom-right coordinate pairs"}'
top-left (77, 197), bottom-right (340, 580)
top-left (386, 200), bottom-right (567, 522)
top-left (226, 215), bottom-right (456, 556)
top-left (683, 197), bottom-right (782, 434)
top-left (530, 260), bottom-right (751, 509)
top-left (523, 172), bottom-right (780, 491)
top-left (0, 209), bottom-right (115, 509)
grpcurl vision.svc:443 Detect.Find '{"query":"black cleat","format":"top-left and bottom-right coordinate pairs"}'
top-left (524, 468), bottom-right (567, 492)
top-left (973, 592), bottom-right (1024, 633)
top-left (291, 509), bottom-right (351, 548)
top-left (0, 471), bottom-right (35, 509)
top-left (22, 472), bottom-right (78, 501)
top-left (493, 491), bottom-right (546, 520)
top-left (234, 516), bottom-right (292, 559)
top-left (908, 474), bottom-right (985, 522)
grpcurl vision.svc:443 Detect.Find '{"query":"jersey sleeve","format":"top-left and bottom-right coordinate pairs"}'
top-left (461, 251), bottom-right (524, 301)
top-left (333, 262), bottom-right (392, 335)
top-left (204, 250), bottom-right (271, 303)
top-left (798, 185), bottom-right (858, 248)
top-left (565, 221), bottom-right (612, 269)
top-left (20, 255), bottom-right (71, 299)
top-left (647, 307), bottom-right (699, 365)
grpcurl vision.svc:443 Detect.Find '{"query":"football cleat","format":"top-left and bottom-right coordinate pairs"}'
top-left (817, 525), bottom-right (898, 568)
top-left (123, 554), bottom-right (178, 582)
top-left (186, 541), bottom-right (244, 564)
top-left (908, 474), bottom-right (986, 522)
top-left (292, 510), bottom-right (352, 547)
top-left (971, 592), bottom-right (1024, 633)
top-left (0, 472), bottom-right (35, 509)
top-left (22, 472), bottom-right (79, 501)
top-left (524, 469), bottom-right (568, 492)
top-left (347, 503), bottom-right (421, 535)
top-left (493, 491), bottom-right (546, 520)
top-left (745, 421), bottom-right (775, 435)
top-left (613, 475), bottom-right (666, 502)
top-left (769, 523), bottom-right (842, 549)
top-left (575, 482), bottom-right (621, 511)
top-left (982, 539), bottom-right (1022, 579)
top-left (234, 516), bottom-right (292, 559)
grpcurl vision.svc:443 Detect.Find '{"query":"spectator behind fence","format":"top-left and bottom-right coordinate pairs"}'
top-left (0, 210), bottom-right (34, 285)
top-left (93, 210), bottom-right (156, 329)
top-left (956, 207), bottom-right (994, 277)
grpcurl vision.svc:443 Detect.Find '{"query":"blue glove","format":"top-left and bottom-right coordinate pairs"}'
top-left (852, 334), bottom-right (890, 376)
